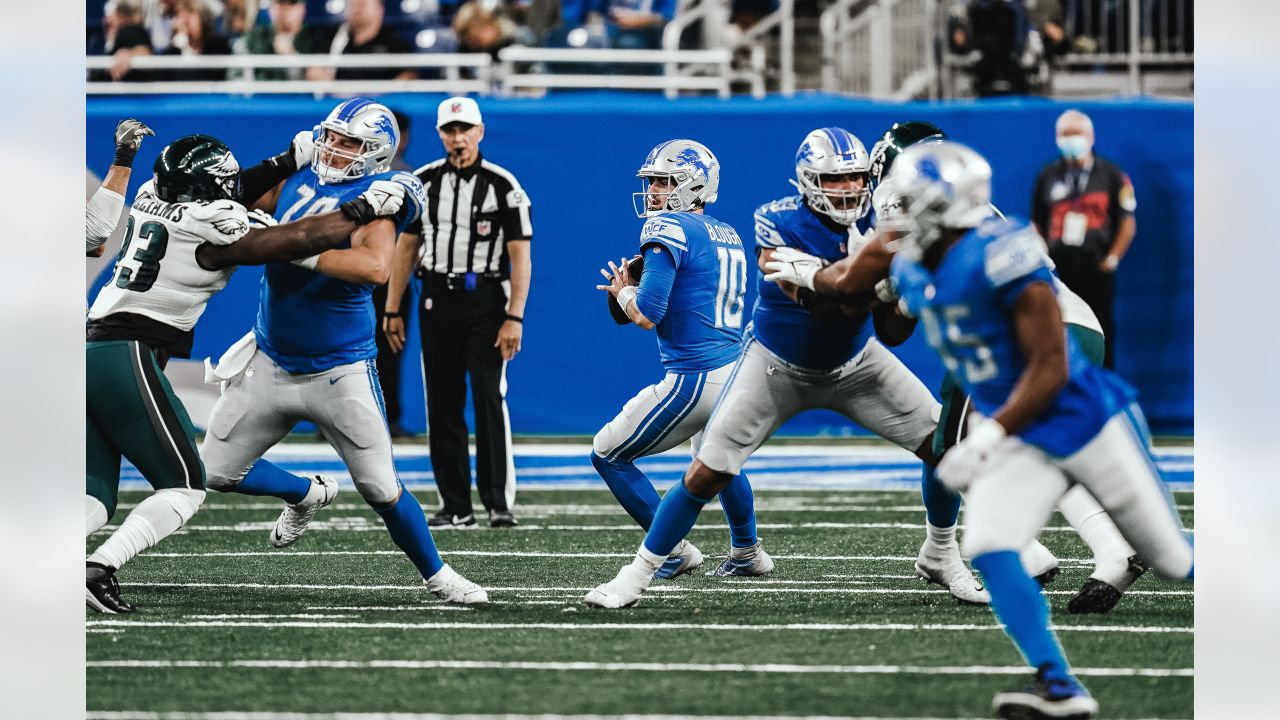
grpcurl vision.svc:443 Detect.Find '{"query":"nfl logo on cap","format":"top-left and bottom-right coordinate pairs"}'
top-left (437, 97), bottom-right (483, 129)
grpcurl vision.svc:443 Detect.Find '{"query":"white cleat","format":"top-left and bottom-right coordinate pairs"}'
top-left (584, 563), bottom-right (653, 609)
top-left (269, 474), bottom-right (338, 548)
top-left (916, 541), bottom-right (991, 605)
top-left (424, 564), bottom-right (489, 605)
top-left (653, 539), bottom-right (705, 579)
top-left (1020, 539), bottom-right (1062, 585)
top-left (706, 540), bottom-right (776, 577)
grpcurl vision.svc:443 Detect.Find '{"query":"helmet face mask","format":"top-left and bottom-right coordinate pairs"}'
top-left (793, 127), bottom-right (872, 225)
top-left (633, 140), bottom-right (719, 218)
top-left (312, 98), bottom-right (399, 185)
top-left (153, 134), bottom-right (242, 204)
top-left (883, 140), bottom-right (993, 263)
top-left (868, 121), bottom-right (947, 191)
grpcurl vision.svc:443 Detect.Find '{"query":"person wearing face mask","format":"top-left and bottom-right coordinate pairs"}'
top-left (1031, 109), bottom-right (1136, 369)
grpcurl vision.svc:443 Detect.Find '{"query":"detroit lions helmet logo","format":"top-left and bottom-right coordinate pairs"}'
top-left (795, 141), bottom-right (815, 165)
top-left (674, 147), bottom-right (711, 181)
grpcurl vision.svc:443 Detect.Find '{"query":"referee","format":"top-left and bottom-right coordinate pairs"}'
top-left (384, 97), bottom-right (532, 528)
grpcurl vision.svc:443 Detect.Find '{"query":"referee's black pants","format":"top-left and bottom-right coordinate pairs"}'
top-left (419, 281), bottom-right (513, 517)
top-left (1051, 246), bottom-right (1117, 369)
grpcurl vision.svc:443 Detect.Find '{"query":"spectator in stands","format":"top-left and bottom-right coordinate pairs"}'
top-left (242, 0), bottom-right (329, 79)
top-left (604, 0), bottom-right (675, 51)
top-left (308, 0), bottom-right (419, 81)
top-left (452, 0), bottom-right (520, 58)
top-left (948, 0), bottom-right (1038, 96)
top-left (100, 0), bottom-right (154, 81)
top-left (144, 0), bottom-right (181, 52)
top-left (730, 0), bottom-right (778, 34)
top-left (1031, 109), bottom-right (1137, 369)
top-left (218, 0), bottom-right (252, 39)
top-left (1025, 0), bottom-right (1068, 59)
top-left (160, 0), bottom-right (235, 80)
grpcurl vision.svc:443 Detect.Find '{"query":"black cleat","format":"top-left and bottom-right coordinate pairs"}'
top-left (489, 511), bottom-right (518, 528)
top-left (1034, 566), bottom-right (1061, 587)
top-left (1066, 579), bottom-right (1123, 614)
top-left (86, 562), bottom-right (135, 614)
top-left (427, 512), bottom-right (476, 528)
top-left (993, 665), bottom-right (1099, 719)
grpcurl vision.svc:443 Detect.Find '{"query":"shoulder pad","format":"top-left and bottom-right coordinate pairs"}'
top-left (134, 179), bottom-right (157, 202)
top-left (189, 200), bottom-right (251, 244)
top-left (983, 223), bottom-right (1049, 287)
top-left (641, 215), bottom-right (688, 250)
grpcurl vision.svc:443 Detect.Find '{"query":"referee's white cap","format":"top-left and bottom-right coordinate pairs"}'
top-left (437, 97), bottom-right (483, 129)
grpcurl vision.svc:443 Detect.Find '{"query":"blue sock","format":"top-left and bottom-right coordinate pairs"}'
top-left (922, 464), bottom-right (962, 527)
top-left (972, 550), bottom-right (1071, 679)
top-left (719, 473), bottom-right (758, 548)
top-left (233, 460), bottom-right (312, 505)
top-left (643, 481), bottom-right (711, 557)
top-left (373, 487), bottom-right (444, 579)
top-left (591, 452), bottom-right (661, 529)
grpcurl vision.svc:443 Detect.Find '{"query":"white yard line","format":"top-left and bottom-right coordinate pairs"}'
top-left (127, 522), bottom-right (1192, 534)
top-left (116, 502), bottom-right (1196, 513)
top-left (81, 713), bottom-right (1016, 720)
top-left (84, 658), bottom-right (1193, 678)
top-left (86, 618), bottom-right (1192, 634)
top-left (137, 550), bottom-right (1101, 564)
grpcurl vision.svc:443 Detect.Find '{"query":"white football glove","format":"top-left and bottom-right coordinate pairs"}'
top-left (359, 180), bottom-right (407, 217)
top-left (874, 277), bottom-right (899, 304)
top-left (935, 418), bottom-right (1007, 493)
top-left (763, 246), bottom-right (824, 290)
top-left (291, 128), bottom-right (317, 170)
top-left (246, 208), bottom-right (278, 229)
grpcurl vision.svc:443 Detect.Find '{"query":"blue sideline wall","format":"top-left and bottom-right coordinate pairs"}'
top-left (86, 94), bottom-right (1193, 436)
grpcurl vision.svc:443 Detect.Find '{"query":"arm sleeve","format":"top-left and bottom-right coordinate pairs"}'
top-left (239, 150), bottom-right (297, 207)
top-left (500, 177), bottom-right (533, 241)
top-left (86, 186), bottom-right (126, 253)
top-left (633, 243), bottom-right (677, 324)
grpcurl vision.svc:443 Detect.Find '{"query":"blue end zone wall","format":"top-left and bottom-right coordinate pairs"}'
top-left (86, 94), bottom-right (1192, 436)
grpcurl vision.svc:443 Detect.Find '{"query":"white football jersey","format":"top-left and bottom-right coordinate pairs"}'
top-left (88, 180), bottom-right (249, 331)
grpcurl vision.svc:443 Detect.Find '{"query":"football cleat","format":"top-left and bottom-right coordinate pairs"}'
top-left (915, 540), bottom-right (991, 604)
top-left (1067, 555), bottom-right (1148, 614)
top-left (269, 474), bottom-right (338, 548)
top-left (584, 563), bottom-right (653, 609)
top-left (427, 512), bottom-right (476, 528)
top-left (653, 539), bottom-right (704, 579)
top-left (706, 540), bottom-right (776, 577)
top-left (993, 665), bottom-right (1098, 719)
top-left (86, 562), bottom-right (135, 614)
top-left (488, 511), bottom-right (518, 528)
top-left (424, 564), bottom-right (489, 604)
top-left (1021, 540), bottom-right (1061, 586)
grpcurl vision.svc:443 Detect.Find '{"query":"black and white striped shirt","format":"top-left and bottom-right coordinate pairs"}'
top-left (409, 154), bottom-right (533, 276)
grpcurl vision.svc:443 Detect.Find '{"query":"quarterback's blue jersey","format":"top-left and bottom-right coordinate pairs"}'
top-left (254, 166), bottom-right (425, 373)
top-left (751, 195), bottom-right (876, 371)
top-left (639, 212), bottom-right (747, 373)
top-left (891, 216), bottom-right (1136, 457)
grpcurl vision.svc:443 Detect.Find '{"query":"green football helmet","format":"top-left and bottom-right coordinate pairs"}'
top-left (153, 134), bottom-right (241, 203)
top-left (868, 121), bottom-right (947, 190)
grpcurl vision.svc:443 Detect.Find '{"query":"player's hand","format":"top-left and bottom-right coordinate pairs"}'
top-left (495, 319), bottom-right (523, 361)
top-left (341, 181), bottom-right (406, 224)
top-left (246, 208), bottom-right (278, 229)
top-left (935, 418), bottom-right (1007, 493)
top-left (112, 118), bottom-right (154, 168)
top-left (382, 315), bottom-right (406, 353)
top-left (874, 277), bottom-right (899, 305)
top-left (290, 129), bottom-right (316, 170)
top-left (764, 247), bottom-right (824, 291)
top-left (595, 256), bottom-right (635, 297)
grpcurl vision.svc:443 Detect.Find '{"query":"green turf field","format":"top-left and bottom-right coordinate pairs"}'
top-left (87, 488), bottom-right (1193, 720)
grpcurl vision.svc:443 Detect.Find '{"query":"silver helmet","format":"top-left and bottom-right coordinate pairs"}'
top-left (313, 98), bottom-right (400, 185)
top-left (632, 139), bottom-right (720, 218)
top-left (880, 140), bottom-right (993, 262)
top-left (792, 127), bottom-right (872, 225)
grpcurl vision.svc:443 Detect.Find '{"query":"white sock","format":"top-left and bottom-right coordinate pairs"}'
top-left (86, 496), bottom-right (109, 537)
top-left (88, 489), bottom-right (204, 570)
top-left (730, 540), bottom-right (760, 560)
top-left (1058, 485), bottom-right (1135, 579)
top-left (925, 522), bottom-right (958, 551)
top-left (634, 545), bottom-right (666, 574)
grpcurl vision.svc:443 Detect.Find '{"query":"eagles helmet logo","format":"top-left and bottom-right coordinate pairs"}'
top-left (206, 151), bottom-right (241, 178)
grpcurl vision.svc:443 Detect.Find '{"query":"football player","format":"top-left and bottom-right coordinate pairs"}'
top-left (882, 139), bottom-right (1192, 720)
top-left (768, 121), bottom-right (1148, 613)
top-left (87, 119), bottom-right (154, 257)
top-left (585, 128), bottom-right (953, 608)
top-left (86, 133), bottom-right (409, 613)
top-left (199, 98), bottom-right (489, 605)
top-left (590, 139), bottom-right (765, 580)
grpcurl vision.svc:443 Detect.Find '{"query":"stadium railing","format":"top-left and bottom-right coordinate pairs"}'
top-left (495, 47), bottom-right (737, 99)
top-left (820, 0), bottom-right (937, 99)
top-left (661, 0), bottom-right (796, 97)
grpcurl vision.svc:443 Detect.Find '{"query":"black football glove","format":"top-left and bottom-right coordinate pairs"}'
top-left (113, 118), bottom-right (154, 168)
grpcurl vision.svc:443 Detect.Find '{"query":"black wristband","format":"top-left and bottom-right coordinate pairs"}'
top-left (505, 314), bottom-right (523, 324)
top-left (112, 144), bottom-right (138, 168)
top-left (340, 197), bottom-right (374, 224)
top-left (383, 311), bottom-right (400, 319)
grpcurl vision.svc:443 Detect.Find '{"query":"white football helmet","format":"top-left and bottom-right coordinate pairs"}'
top-left (632, 139), bottom-right (720, 217)
top-left (313, 98), bottom-right (400, 185)
top-left (792, 127), bottom-right (872, 225)
top-left (880, 140), bottom-right (993, 262)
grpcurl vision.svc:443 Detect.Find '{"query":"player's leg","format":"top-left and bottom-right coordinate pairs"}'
top-left (86, 413), bottom-right (121, 537)
top-left (86, 341), bottom-right (207, 613)
top-left (1059, 404), bottom-right (1193, 582)
top-left (832, 339), bottom-right (988, 604)
top-left (200, 350), bottom-right (330, 547)
top-left (311, 359), bottom-right (487, 604)
top-left (420, 291), bottom-right (474, 523)
top-left (962, 439), bottom-right (1099, 719)
top-left (463, 287), bottom-right (517, 523)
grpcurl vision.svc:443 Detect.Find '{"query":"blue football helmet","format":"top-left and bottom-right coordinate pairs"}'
top-left (633, 139), bottom-right (720, 218)
top-left (313, 98), bottom-right (400, 184)
top-left (792, 127), bottom-right (872, 225)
